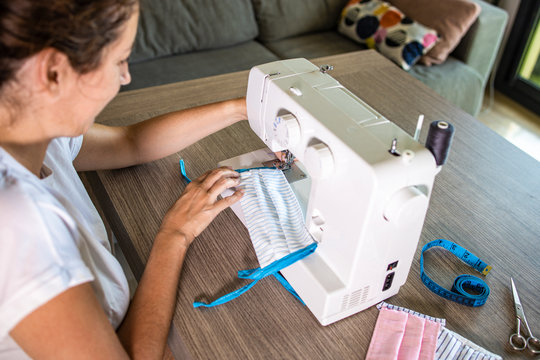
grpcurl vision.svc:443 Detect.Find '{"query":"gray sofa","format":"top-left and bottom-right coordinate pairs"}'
top-left (125, 0), bottom-right (507, 117)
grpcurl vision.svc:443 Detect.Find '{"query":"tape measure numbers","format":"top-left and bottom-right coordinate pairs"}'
top-left (420, 239), bottom-right (492, 307)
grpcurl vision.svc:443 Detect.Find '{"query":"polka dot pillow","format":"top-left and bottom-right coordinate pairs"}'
top-left (338, 0), bottom-right (438, 70)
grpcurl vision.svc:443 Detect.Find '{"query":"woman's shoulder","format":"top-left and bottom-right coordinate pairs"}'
top-left (0, 174), bottom-right (39, 223)
top-left (0, 180), bottom-right (94, 339)
top-left (0, 175), bottom-right (86, 266)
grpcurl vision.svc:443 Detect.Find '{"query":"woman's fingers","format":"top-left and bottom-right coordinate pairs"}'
top-left (212, 188), bottom-right (244, 214)
top-left (161, 167), bottom-right (243, 241)
top-left (193, 167), bottom-right (238, 190)
top-left (206, 174), bottom-right (241, 199)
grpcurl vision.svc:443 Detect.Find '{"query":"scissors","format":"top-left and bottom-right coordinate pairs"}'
top-left (509, 277), bottom-right (540, 353)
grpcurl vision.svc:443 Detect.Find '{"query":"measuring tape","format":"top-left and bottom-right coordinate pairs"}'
top-left (420, 239), bottom-right (492, 307)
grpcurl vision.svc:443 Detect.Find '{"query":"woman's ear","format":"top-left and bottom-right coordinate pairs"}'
top-left (34, 48), bottom-right (73, 98)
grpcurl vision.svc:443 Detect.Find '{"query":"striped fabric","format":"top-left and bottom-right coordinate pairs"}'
top-left (436, 327), bottom-right (502, 360)
top-left (240, 169), bottom-right (313, 268)
top-left (378, 302), bottom-right (446, 326)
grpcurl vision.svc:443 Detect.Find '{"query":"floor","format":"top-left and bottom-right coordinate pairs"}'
top-left (477, 89), bottom-right (540, 162)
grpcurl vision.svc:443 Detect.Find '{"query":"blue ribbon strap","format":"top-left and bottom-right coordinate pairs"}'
top-left (180, 161), bottom-right (315, 308)
top-left (180, 160), bottom-right (274, 182)
top-left (194, 242), bottom-right (317, 308)
top-left (273, 272), bottom-right (305, 305)
top-left (235, 166), bottom-right (275, 173)
top-left (179, 159), bottom-right (192, 183)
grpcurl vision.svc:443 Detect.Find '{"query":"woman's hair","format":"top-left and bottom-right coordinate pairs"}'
top-left (0, 0), bottom-right (138, 92)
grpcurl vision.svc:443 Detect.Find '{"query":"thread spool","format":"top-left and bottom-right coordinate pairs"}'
top-left (426, 121), bottom-right (454, 166)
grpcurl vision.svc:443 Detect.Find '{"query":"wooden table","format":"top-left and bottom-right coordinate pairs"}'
top-left (85, 50), bottom-right (540, 359)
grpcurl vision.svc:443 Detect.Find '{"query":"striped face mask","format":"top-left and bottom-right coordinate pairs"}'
top-left (194, 168), bottom-right (316, 308)
top-left (239, 168), bottom-right (314, 268)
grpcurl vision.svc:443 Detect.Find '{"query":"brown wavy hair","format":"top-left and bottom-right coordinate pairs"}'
top-left (0, 0), bottom-right (138, 92)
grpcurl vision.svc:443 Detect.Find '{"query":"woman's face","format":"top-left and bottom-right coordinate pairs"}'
top-left (0, 7), bottom-right (139, 144)
top-left (67, 8), bottom-right (139, 135)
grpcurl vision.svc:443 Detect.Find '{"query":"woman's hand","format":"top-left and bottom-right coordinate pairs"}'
top-left (158, 167), bottom-right (243, 246)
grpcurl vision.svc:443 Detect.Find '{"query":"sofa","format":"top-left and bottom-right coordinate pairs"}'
top-left (125, 0), bottom-right (508, 117)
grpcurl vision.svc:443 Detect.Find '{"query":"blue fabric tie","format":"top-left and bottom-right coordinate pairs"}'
top-left (193, 242), bottom-right (317, 307)
top-left (181, 166), bottom-right (316, 308)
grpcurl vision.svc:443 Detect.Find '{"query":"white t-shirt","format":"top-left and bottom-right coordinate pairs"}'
top-left (0, 136), bottom-right (130, 359)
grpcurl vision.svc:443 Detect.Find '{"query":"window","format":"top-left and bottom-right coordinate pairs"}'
top-left (496, 0), bottom-right (540, 115)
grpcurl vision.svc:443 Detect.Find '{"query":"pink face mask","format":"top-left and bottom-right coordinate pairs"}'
top-left (366, 303), bottom-right (503, 360)
top-left (366, 307), bottom-right (441, 360)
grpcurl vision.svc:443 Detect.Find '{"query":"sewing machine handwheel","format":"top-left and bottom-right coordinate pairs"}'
top-left (383, 186), bottom-right (428, 224)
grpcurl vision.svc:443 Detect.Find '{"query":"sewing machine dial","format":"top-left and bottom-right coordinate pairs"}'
top-left (273, 113), bottom-right (301, 148)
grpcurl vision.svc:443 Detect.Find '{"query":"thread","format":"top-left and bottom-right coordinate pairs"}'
top-left (426, 121), bottom-right (454, 166)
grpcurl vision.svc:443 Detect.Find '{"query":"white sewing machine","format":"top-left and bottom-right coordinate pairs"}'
top-left (219, 58), bottom-right (442, 326)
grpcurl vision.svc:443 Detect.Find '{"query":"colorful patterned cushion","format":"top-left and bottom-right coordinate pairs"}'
top-left (388, 0), bottom-right (481, 66)
top-left (338, 0), bottom-right (438, 70)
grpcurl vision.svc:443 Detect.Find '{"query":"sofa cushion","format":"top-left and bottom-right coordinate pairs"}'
top-left (252, 0), bottom-right (349, 42)
top-left (338, 0), bottom-right (438, 70)
top-left (123, 41), bottom-right (280, 91)
top-left (452, 0), bottom-right (508, 82)
top-left (131, 0), bottom-right (259, 63)
top-left (409, 57), bottom-right (483, 115)
top-left (388, 0), bottom-right (481, 66)
top-left (263, 31), bottom-right (364, 60)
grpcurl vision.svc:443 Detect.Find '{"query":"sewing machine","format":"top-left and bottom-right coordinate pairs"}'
top-left (219, 58), bottom-right (443, 326)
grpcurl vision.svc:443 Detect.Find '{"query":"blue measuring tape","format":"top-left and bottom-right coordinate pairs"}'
top-left (420, 239), bottom-right (492, 307)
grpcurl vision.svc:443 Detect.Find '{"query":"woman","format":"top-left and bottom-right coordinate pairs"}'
top-left (0, 0), bottom-right (245, 358)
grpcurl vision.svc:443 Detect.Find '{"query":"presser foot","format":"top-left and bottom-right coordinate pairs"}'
top-left (262, 159), bottom-right (307, 184)
top-left (262, 158), bottom-right (291, 171)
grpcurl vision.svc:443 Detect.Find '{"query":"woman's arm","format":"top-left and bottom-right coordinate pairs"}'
top-left (10, 167), bottom-right (243, 359)
top-left (73, 98), bottom-right (246, 172)
top-left (116, 167), bottom-right (243, 358)
top-left (10, 283), bottom-right (130, 359)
